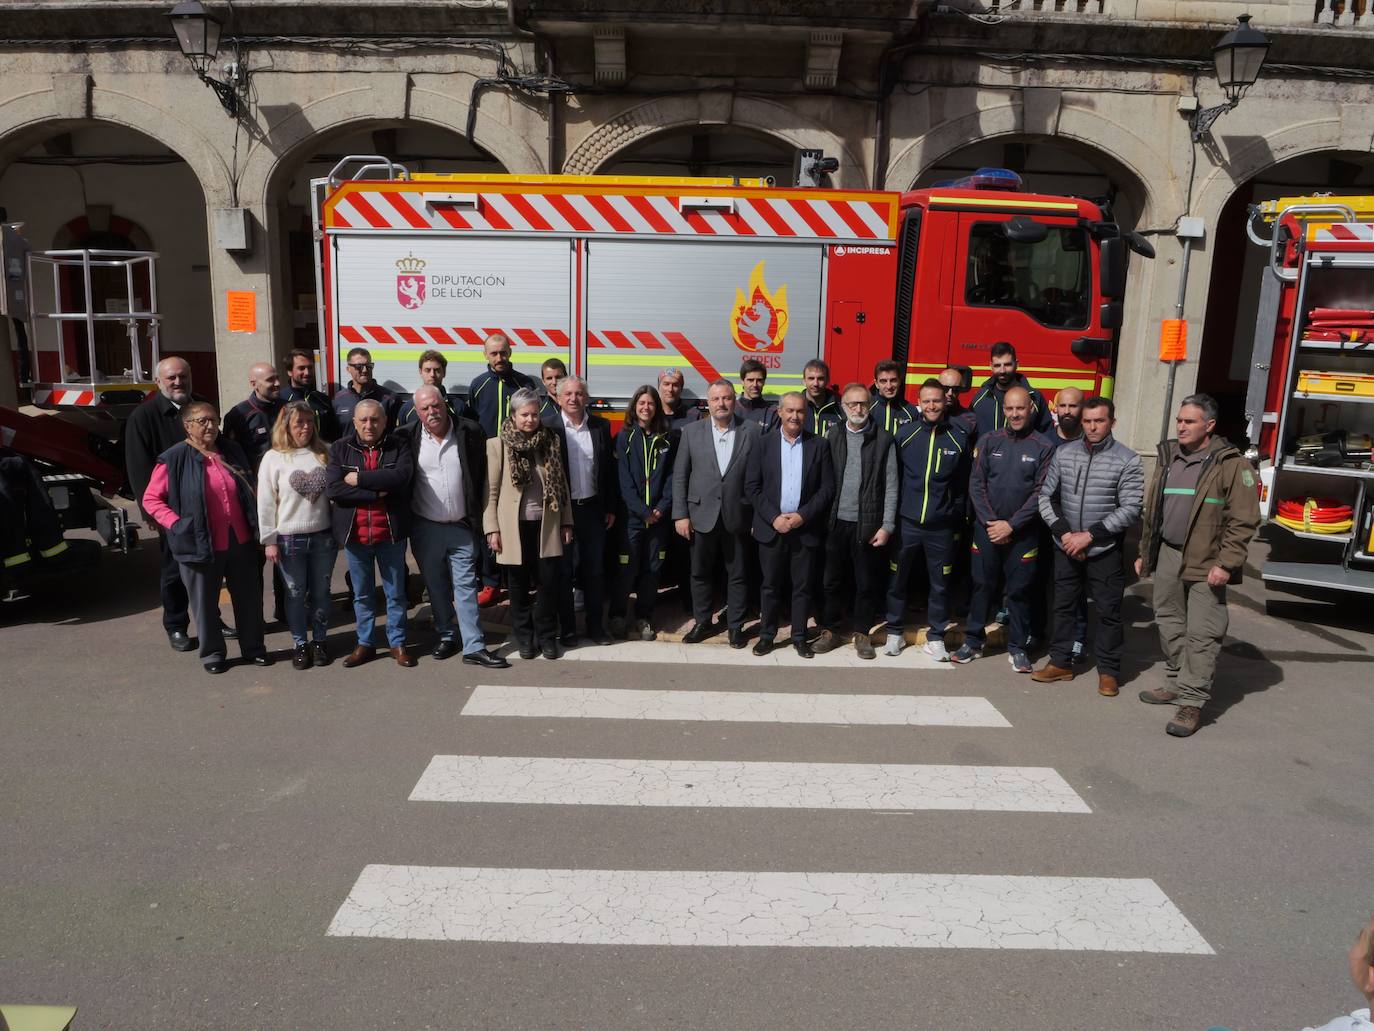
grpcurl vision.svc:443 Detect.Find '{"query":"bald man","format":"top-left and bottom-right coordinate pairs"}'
top-left (120, 355), bottom-right (205, 649)
top-left (953, 386), bottom-right (1055, 670)
top-left (222, 361), bottom-right (284, 474)
top-left (1051, 387), bottom-right (1085, 448)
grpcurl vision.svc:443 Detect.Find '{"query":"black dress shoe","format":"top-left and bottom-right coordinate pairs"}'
top-left (433, 639), bottom-right (459, 661)
top-left (251, 654), bottom-right (273, 667)
top-left (587, 631), bottom-right (614, 646)
top-left (205, 661), bottom-right (229, 675)
top-left (311, 642), bottom-right (331, 667)
top-left (728, 628), bottom-right (746, 649)
top-left (518, 644), bottom-right (539, 660)
top-left (793, 639), bottom-right (815, 659)
top-left (752, 636), bottom-right (775, 657)
top-left (167, 630), bottom-right (194, 652)
top-left (541, 640), bottom-right (561, 660)
top-left (292, 644), bottom-right (312, 671)
top-left (559, 634), bottom-right (581, 649)
top-left (462, 649), bottom-right (511, 669)
top-left (221, 624), bottom-right (238, 640)
top-left (682, 622), bottom-right (712, 644)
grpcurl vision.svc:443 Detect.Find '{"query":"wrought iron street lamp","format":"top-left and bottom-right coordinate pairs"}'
top-left (167, 1), bottom-right (246, 118)
top-left (1191, 14), bottom-right (1270, 141)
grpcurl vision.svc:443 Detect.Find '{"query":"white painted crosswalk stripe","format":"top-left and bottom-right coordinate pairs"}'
top-left (552, 640), bottom-right (955, 669)
top-left (410, 755), bottom-right (1090, 812)
top-left (461, 685), bottom-right (1009, 726)
top-left (328, 866), bottom-right (1214, 953)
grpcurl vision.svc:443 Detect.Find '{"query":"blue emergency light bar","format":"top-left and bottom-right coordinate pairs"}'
top-left (941, 167), bottom-right (1024, 191)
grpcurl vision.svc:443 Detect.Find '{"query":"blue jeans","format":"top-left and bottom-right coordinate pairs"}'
top-left (278, 530), bottom-right (336, 647)
top-left (411, 517), bottom-right (486, 655)
top-left (344, 539), bottom-right (409, 648)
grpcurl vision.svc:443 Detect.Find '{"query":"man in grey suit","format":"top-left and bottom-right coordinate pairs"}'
top-left (673, 378), bottom-right (761, 648)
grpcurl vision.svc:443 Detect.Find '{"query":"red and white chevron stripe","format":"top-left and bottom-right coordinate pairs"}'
top-left (338, 325), bottom-right (570, 349)
top-left (328, 188), bottom-right (896, 242)
top-left (1310, 222), bottom-right (1374, 251)
top-left (32, 388), bottom-right (97, 406)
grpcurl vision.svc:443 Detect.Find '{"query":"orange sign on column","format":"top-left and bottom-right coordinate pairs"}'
top-left (227, 291), bottom-right (257, 333)
top-left (1159, 318), bottom-right (1187, 361)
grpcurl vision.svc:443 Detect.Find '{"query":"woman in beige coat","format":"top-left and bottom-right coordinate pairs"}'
top-left (484, 388), bottom-right (574, 660)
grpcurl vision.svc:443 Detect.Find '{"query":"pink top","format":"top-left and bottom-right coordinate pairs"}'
top-left (143, 451), bottom-right (252, 551)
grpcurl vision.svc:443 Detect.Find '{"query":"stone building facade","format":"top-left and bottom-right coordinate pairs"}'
top-left (1, 0), bottom-right (1372, 450)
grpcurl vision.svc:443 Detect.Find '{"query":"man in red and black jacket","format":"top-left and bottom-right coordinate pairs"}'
top-left (326, 398), bottom-right (416, 669)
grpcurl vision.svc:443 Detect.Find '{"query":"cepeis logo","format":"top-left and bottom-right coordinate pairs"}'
top-left (396, 253), bottom-right (426, 310)
top-left (731, 260), bottom-right (789, 355)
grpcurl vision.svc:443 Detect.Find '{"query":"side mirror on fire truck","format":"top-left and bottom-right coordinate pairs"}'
top-left (1100, 237), bottom-right (1128, 299)
top-left (1002, 216), bottom-right (1048, 244)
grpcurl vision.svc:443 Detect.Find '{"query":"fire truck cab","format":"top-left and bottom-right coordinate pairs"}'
top-left (313, 157), bottom-right (1146, 417)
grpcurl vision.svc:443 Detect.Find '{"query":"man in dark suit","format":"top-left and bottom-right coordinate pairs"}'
top-left (744, 391), bottom-right (835, 658)
top-left (120, 355), bottom-right (206, 651)
top-left (542, 375), bottom-right (617, 646)
top-left (672, 378), bottom-right (761, 648)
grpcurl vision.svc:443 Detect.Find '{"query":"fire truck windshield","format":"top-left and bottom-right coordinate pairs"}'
top-left (965, 223), bottom-right (1090, 330)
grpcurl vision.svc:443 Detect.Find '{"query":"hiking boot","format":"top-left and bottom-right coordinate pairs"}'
top-left (1138, 686), bottom-right (1179, 705)
top-left (292, 644), bottom-right (312, 671)
top-left (853, 633), bottom-right (877, 660)
top-left (1007, 648), bottom-right (1032, 674)
top-left (923, 638), bottom-right (949, 662)
top-left (1030, 662), bottom-right (1074, 683)
top-left (950, 642), bottom-right (982, 664)
top-left (1098, 674), bottom-right (1119, 697)
top-left (1167, 705), bottom-right (1202, 737)
top-left (811, 629), bottom-right (842, 654)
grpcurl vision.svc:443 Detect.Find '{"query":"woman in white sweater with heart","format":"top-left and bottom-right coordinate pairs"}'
top-left (258, 400), bottom-right (336, 670)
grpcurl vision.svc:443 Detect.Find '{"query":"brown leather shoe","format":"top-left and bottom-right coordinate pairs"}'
top-left (342, 645), bottom-right (375, 668)
top-left (1098, 674), bottom-right (1119, 697)
top-left (1030, 662), bottom-right (1074, 683)
top-left (1167, 705), bottom-right (1202, 737)
top-left (811, 629), bottom-right (841, 654)
top-left (390, 646), bottom-right (417, 668)
top-left (1138, 686), bottom-right (1179, 705)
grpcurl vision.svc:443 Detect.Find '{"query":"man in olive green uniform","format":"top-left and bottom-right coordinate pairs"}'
top-left (1135, 393), bottom-right (1260, 738)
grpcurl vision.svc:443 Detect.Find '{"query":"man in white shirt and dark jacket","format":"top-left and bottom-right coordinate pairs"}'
top-left (402, 385), bottom-right (509, 669)
top-left (542, 375), bottom-right (618, 647)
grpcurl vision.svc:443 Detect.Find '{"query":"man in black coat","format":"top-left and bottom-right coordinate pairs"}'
top-left (542, 375), bottom-right (618, 646)
top-left (280, 348), bottom-right (335, 442)
top-left (120, 355), bottom-right (206, 651)
top-left (744, 391), bottom-right (835, 658)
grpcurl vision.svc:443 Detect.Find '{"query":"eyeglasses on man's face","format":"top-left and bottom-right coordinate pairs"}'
top-left (349, 362), bottom-right (374, 371)
top-left (186, 417), bottom-right (216, 426)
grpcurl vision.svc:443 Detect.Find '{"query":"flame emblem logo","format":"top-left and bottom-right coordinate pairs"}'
top-left (731, 261), bottom-right (788, 354)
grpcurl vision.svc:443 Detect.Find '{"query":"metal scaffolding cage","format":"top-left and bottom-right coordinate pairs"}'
top-left (24, 248), bottom-right (162, 397)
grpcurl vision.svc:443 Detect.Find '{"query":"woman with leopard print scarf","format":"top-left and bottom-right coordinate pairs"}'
top-left (483, 389), bottom-right (573, 660)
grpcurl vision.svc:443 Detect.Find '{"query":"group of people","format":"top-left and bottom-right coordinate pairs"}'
top-left (121, 334), bottom-right (1259, 737)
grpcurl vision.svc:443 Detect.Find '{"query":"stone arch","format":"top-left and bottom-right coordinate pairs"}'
top-left (1190, 115), bottom-right (1346, 227)
top-left (885, 99), bottom-right (1168, 226)
top-left (564, 94), bottom-right (867, 187)
top-left (236, 81), bottom-right (542, 208)
top-left (0, 86), bottom-right (232, 206)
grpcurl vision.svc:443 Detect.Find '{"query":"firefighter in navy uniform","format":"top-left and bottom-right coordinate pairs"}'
top-left (883, 378), bottom-right (972, 661)
top-left (221, 362), bottom-right (284, 473)
top-left (970, 342), bottom-right (1052, 436)
top-left (279, 349), bottom-right (335, 442)
top-left (332, 346), bottom-right (401, 437)
top-left (465, 332), bottom-right (537, 437)
top-left (538, 357), bottom-right (567, 421)
top-left (737, 359), bottom-right (777, 430)
top-left (952, 386), bottom-right (1055, 672)
top-left (609, 385), bottom-right (677, 641)
top-left (870, 359), bottom-right (918, 435)
top-left (802, 359), bottom-right (842, 439)
top-left (397, 349), bottom-right (463, 427)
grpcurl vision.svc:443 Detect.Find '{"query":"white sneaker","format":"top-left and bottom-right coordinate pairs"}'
top-left (883, 632), bottom-right (905, 656)
top-left (923, 638), bottom-right (949, 662)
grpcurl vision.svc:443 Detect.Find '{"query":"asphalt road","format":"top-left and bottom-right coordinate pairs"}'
top-left (1, 535), bottom-right (1371, 1031)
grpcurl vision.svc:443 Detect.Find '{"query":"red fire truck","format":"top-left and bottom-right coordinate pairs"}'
top-left (311, 157), bottom-right (1151, 415)
top-left (1246, 194), bottom-right (1374, 596)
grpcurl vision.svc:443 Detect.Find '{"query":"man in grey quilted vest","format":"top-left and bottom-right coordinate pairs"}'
top-left (1032, 395), bottom-right (1144, 696)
